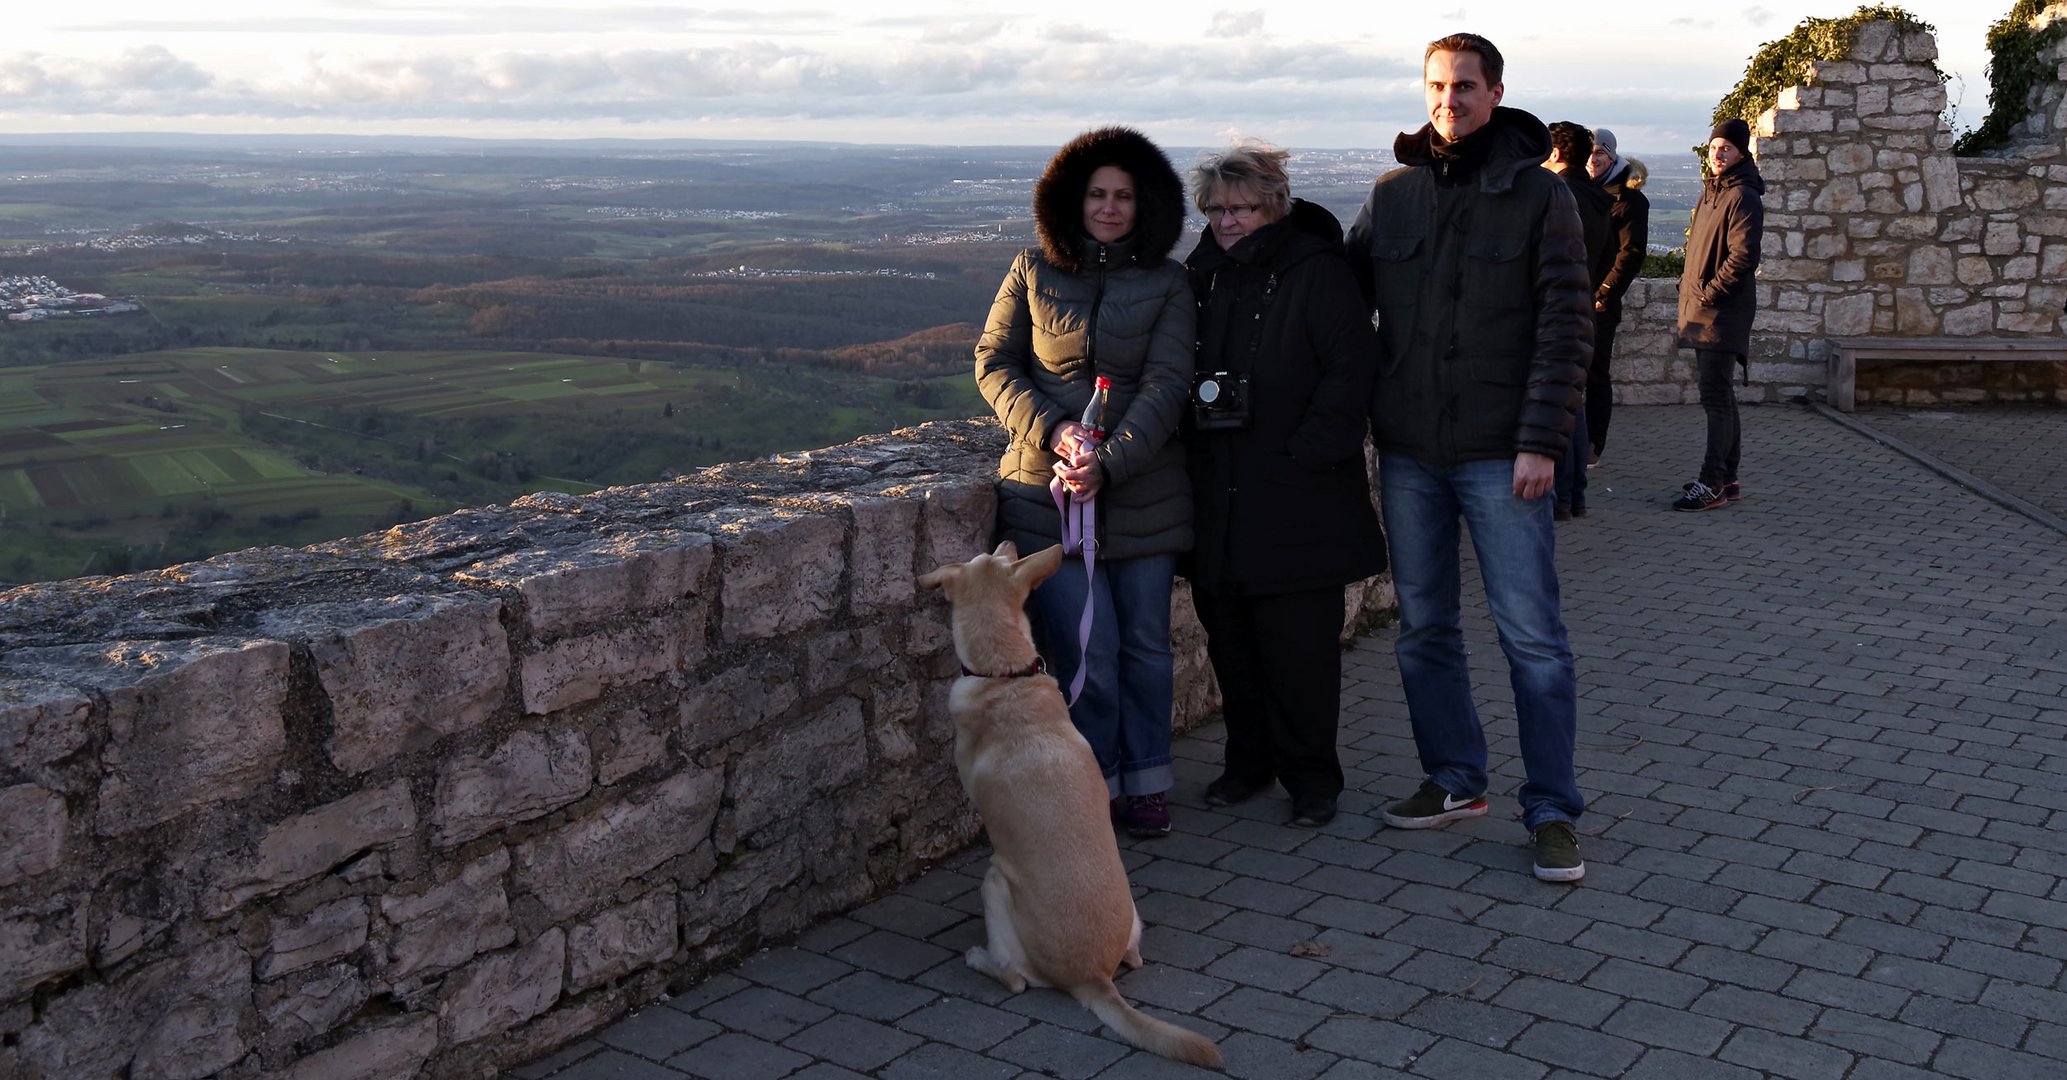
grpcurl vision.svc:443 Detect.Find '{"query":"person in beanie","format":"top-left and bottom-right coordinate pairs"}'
top-left (1347, 33), bottom-right (1592, 882)
top-left (1585, 127), bottom-right (1650, 465)
top-left (1543, 120), bottom-right (1612, 521)
top-left (1673, 116), bottom-right (1764, 511)
top-left (975, 126), bottom-right (1195, 837)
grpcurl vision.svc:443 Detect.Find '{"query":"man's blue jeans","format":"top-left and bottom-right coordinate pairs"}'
top-left (1379, 454), bottom-right (1585, 829)
top-left (1029, 553), bottom-right (1176, 798)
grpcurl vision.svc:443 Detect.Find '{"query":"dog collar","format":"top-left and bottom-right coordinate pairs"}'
top-left (962, 656), bottom-right (1046, 679)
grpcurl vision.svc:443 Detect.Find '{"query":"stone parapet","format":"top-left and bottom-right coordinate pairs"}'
top-left (0, 419), bottom-right (1398, 1078)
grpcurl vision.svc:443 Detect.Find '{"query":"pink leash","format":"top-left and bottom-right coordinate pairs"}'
top-left (1048, 475), bottom-right (1097, 707)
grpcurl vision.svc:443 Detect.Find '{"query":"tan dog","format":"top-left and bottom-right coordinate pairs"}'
top-left (918, 542), bottom-right (1221, 1068)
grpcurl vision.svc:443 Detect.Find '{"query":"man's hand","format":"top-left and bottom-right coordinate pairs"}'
top-left (1513, 452), bottom-right (1556, 500)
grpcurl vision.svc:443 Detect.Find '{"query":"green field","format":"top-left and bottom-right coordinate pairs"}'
top-left (0, 347), bottom-right (985, 583)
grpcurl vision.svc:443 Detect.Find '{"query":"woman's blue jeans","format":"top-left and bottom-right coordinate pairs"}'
top-left (1028, 552), bottom-right (1176, 798)
top-left (1379, 454), bottom-right (1585, 829)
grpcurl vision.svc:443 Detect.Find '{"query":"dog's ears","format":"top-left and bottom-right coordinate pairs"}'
top-left (916, 563), bottom-right (959, 591)
top-left (1011, 544), bottom-right (1065, 590)
top-left (992, 540), bottom-right (1019, 559)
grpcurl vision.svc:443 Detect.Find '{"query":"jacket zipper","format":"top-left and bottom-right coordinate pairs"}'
top-left (1086, 243), bottom-right (1108, 377)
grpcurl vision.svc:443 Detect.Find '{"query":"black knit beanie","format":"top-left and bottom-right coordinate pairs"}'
top-left (1710, 118), bottom-right (1751, 158)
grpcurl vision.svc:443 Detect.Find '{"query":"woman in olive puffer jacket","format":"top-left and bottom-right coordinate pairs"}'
top-left (974, 125), bottom-right (1195, 838)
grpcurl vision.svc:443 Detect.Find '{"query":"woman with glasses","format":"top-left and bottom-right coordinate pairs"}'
top-left (975, 126), bottom-right (1195, 838)
top-left (1182, 143), bottom-right (1385, 828)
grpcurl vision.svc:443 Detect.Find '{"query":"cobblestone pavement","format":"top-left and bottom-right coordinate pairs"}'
top-left (515, 404), bottom-right (2067, 1080)
top-left (1845, 405), bottom-right (2067, 527)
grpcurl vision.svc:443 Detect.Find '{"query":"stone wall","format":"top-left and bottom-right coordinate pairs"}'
top-left (1603, 9), bottom-right (2067, 408)
top-left (0, 419), bottom-right (1394, 1079)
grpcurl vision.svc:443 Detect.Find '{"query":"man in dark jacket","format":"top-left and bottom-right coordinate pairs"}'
top-left (1348, 32), bottom-right (1592, 882)
top-left (1673, 117), bottom-right (1765, 512)
top-left (1587, 127), bottom-right (1650, 463)
top-left (1544, 120), bottom-right (1612, 520)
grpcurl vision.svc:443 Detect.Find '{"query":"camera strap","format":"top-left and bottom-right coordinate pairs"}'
top-left (1047, 475), bottom-right (1098, 708)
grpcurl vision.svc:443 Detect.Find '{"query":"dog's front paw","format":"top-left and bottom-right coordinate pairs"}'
top-left (965, 946), bottom-right (1027, 993)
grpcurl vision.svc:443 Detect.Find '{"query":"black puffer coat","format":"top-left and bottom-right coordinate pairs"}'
top-left (1596, 158), bottom-right (1651, 320)
top-left (975, 126), bottom-right (1194, 560)
top-left (1183, 200), bottom-right (1385, 595)
top-left (1347, 107), bottom-right (1593, 466)
top-left (1675, 158), bottom-right (1765, 357)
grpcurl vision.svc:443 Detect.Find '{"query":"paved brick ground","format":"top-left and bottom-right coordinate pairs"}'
top-left (515, 404), bottom-right (2067, 1080)
top-left (1848, 405), bottom-right (2067, 525)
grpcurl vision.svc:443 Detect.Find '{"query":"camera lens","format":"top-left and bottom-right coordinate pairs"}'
top-left (1197, 379), bottom-right (1221, 404)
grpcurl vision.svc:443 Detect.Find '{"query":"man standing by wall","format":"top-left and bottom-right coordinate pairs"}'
top-left (1348, 32), bottom-right (1593, 882)
top-left (1673, 118), bottom-right (1765, 512)
top-left (1544, 120), bottom-right (1613, 521)
top-left (1586, 127), bottom-right (1651, 466)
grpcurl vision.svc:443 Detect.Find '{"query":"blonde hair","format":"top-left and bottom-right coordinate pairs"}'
top-left (1189, 142), bottom-right (1293, 219)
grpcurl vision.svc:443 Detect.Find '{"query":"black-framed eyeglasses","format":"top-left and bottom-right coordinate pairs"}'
top-left (1202, 203), bottom-right (1262, 219)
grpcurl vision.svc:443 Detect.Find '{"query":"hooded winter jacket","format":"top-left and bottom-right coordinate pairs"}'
top-left (1675, 157), bottom-right (1765, 357)
top-left (1183, 199), bottom-right (1385, 595)
top-left (975, 126), bottom-right (1194, 560)
top-left (1596, 158), bottom-right (1651, 320)
top-left (1347, 107), bottom-right (1593, 467)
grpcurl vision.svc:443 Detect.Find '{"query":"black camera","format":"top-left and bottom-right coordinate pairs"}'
top-left (1191, 371), bottom-right (1251, 430)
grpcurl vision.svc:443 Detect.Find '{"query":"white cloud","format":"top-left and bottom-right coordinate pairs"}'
top-left (1207, 10), bottom-right (1265, 37)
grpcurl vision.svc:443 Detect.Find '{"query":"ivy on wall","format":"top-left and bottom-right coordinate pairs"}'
top-left (1954, 0), bottom-right (2067, 155)
top-left (1713, 5), bottom-right (1940, 126)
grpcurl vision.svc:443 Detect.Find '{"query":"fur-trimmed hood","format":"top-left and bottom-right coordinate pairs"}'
top-left (1618, 156), bottom-right (1648, 191)
top-left (1033, 126), bottom-right (1186, 274)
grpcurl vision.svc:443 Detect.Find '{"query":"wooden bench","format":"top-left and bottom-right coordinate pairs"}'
top-left (1829, 336), bottom-right (2067, 412)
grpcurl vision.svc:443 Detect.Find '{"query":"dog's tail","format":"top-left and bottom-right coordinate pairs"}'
top-left (1072, 977), bottom-right (1222, 1068)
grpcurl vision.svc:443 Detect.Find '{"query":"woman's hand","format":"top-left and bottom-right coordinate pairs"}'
top-left (1049, 420), bottom-right (1095, 462)
top-left (1054, 452), bottom-right (1104, 499)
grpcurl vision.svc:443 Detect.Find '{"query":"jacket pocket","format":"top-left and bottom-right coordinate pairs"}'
top-left (1462, 230), bottom-right (1530, 301)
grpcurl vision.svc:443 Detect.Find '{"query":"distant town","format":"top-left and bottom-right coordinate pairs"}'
top-left (0, 275), bottom-right (144, 322)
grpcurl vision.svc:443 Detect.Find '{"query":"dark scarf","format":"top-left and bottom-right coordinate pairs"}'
top-left (1426, 122), bottom-right (1498, 187)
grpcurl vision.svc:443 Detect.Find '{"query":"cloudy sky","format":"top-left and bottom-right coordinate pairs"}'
top-left (1, 1), bottom-right (2003, 154)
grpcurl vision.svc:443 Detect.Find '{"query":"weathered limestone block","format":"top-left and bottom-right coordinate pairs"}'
top-left (1908, 246), bottom-right (1955, 285)
top-left (2005, 254), bottom-right (2039, 281)
top-left (432, 728), bottom-right (592, 847)
top-left (2026, 214), bottom-right (2067, 238)
top-left (283, 1014), bottom-right (437, 1080)
top-left (0, 784), bottom-right (65, 889)
top-left (259, 964), bottom-right (368, 1055)
top-left (1943, 303), bottom-right (1996, 336)
top-left (463, 531), bottom-right (713, 637)
top-left (593, 707), bottom-right (669, 786)
top-left (1783, 231), bottom-right (1805, 258)
top-left (681, 834), bottom-right (805, 940)
top-left (1805, 231), bottom-right (1849, 259)
top-left (211, 782), bottom-right (416, 915)
top-left (1832, 259), bottom-right (1866, 282)
top-left (519, 608), bottom-right (704, 715)
top-left (381, 848), bottom-right (515, 980)
top-left (1895, 288), bottom-right (1937, 334)
top-left (1986, 222), bottom-right (2025, 256)
top-left (440, 928), bottom-right (564, 1044)
top-left (1865, 189), bottom-right (1905, 215)
top-left (804, 626), bottom-right (892, 697)
top-left (263, 897), bottom-right (369, 979)
top-left (1769, 107), bottom-right (1833, 134)
top-left (1972, 177), bottom-right (2041, 211)
top-left (1813, 177), bottom-right (1866, 213)
top-left (1755, 257), bottom-right (1824, 282)
top-left (1823, 292), bottom-right (1878, 335)
top-left (1807, 60), bottom-right (1866, 84)
top-left (0, 904), bottom-right (84, 1002)
top-left (1882, 217), bottom-right (1935, 241)
top-left (917, 479), bottom-right (995, 570)
top-left (869, 679), bottom-right (924, 763)
top-left (1891, 85), bottom-right (1946, 114)
top-left (680, 652), bottom-right (803, 753)
top-left (1859, 170), bottom-right (1894, 192)
top-left (1777, 85), bottom-right (1823, 110)
top-left (730, 697), bottom-right (867, 837)
top-left (1957, 257), bottom-right (1996, 286)
top-left (1863, 112), bottom-right (1940, 132)
top-left (1855, 83), bottom-right (1890, 115)
top-left (261, 596), bottom-right (510, 775)
top-left (69, 639), bottom-right (290, 835)
top-left (717, 512), bottom-right (845, 643)
top-left (847, 496), bottom-right (921, 615)
top-left (567, 890), bottom-right (676, 993)
top-left (19, 937), bottom-right (252, 1080)
top-left (0, 677), bottom-right (92, 773)
top-left (511, 768), bottom-right (721, 921)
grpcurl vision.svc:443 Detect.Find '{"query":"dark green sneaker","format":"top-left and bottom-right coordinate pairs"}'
top-left (1531, 821), bottom-right (1586, 882)
top-left (1381, 780), bottom-right (1489, 829)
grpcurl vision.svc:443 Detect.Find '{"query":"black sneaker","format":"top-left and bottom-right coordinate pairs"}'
top-left (1673, 481), bottom-right (1726, 512)
top-left (1381, 780), bottom-right (1489, 829)
top-left (1122, 793), bottom-right (1171, 838)
top-left (1531, 821), bottom-right (1586, 882)
top-left (1722, 481), bottom-right (1742, 502)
